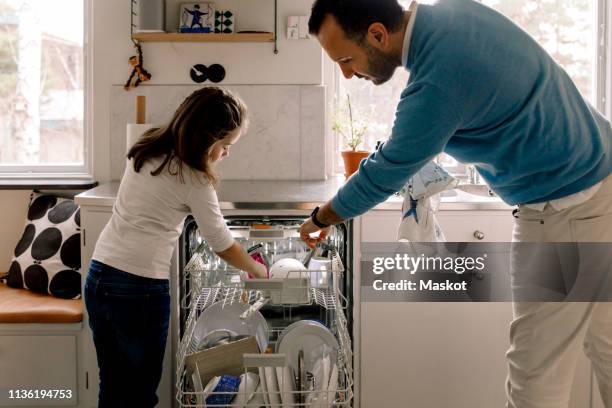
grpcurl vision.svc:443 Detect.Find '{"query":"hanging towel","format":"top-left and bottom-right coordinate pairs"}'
top-left (397, 162), bottom-right (457, 242)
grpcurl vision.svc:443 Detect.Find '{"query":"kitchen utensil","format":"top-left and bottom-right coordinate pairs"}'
top-left (276, 321), bottom-right (339, 373)
top-left (231, 372), bottom-right (260, 407)
top-left (308, 256), bottom-right (332, 289)
top-left (302, 247), bottom-right (317, 268)
top-left (264, 366), bottom-right (282, 408)
top-left (196, 329), bottom-right (238, 351)
top-left (186, 336), bottom-right (259, 385)
top-left (326, 363), bottom-right (339, 407)
top-left (270, 258), bottom-right (307, 279)
top-left (306, 354), bottom-right (331, 408)
top-left (240, 296), bottom-right (269, 320)
top-left (192, 301), bottom-right (269, 352)
top-left (205, 374), bottom-right (241, 406)
top-left (191, 364), bottom-right (205, 405)
top-left (276, 366), bottom-right (296, 407)
top-left (298, 350), bottom-right (306, 405)
top-left (249, 383), bottom-right (267, 407)
top-left (258, 367), bottom-right (271, 407)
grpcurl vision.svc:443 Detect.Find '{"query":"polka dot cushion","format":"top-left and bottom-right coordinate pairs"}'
top-left (6, 193), bottom-right (82, 299)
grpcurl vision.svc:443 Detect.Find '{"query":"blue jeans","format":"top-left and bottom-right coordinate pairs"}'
top-left (84, 260), bottom-right (170, 408)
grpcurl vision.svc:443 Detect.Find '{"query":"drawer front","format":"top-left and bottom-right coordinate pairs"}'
top-left (0, 335), bottom-right (77, 406)
top-left (438, 212), bottom-right (513, 242)
top-left (362, 211), bottom-right (514, 243)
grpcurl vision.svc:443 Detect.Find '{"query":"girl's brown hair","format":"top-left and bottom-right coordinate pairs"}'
top-left (128, 86), bottom-right (248, 184)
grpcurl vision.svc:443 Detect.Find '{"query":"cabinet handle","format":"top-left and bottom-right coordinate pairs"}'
top-left (473, 230), bottom-right (485, 240)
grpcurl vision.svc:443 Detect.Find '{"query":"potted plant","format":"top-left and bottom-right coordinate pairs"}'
top-left (332, 94), bottom-right (370, 179)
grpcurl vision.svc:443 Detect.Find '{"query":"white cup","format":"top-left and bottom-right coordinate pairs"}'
top-left (308, 257), bottom-right (332, 289)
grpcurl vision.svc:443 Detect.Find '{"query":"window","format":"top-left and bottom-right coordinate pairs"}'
top-left (333, 0), bottom-right (607, 175)
top-left (0, 0), bottom-right (87, 177)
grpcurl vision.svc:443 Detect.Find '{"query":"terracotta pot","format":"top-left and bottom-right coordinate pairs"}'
top-left (341, 150), bottom-right (370, 179)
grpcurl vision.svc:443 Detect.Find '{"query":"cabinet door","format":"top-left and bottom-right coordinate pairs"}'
top-left (361, 302), bottom-right (513, 408)
top-left (0, 335), bottom-right (77, 406)
top-left (79, 207), bottom-right (112, 407)
top-left (359, 210), bottom-right (593, 408)
top-left (80, 207), bottom-right (112, 271)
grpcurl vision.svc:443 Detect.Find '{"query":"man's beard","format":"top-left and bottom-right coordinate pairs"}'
top-left (364, 44), bottom-right (398, 85)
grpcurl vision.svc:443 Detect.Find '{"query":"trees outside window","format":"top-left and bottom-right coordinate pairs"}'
top-left (0, 0), bottom-right (84, 170)
top-left (335, 0), bottom-right (599, 175)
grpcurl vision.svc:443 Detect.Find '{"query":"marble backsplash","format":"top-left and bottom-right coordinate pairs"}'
top-left (109, 85), bottom-right (326, 181)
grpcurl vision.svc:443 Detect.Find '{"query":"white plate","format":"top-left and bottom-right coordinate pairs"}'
top-left (232, 372), bottom-right (259, 407)
top-left (276, 320), bottom-right (338, 373)
top-left (192, 301), bottom-right (268, 352)
top-left (264, 366), bottom-right (282, 408)
top-left (276, 366), bottom-right (296, 408)
top-left (258, 367), bottom-right (271, 408)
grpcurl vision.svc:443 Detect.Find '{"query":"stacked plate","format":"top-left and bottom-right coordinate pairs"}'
top-left (191, 302), bottom-right (269, 353)
top-left (276, 320), bottom-right (339, 373)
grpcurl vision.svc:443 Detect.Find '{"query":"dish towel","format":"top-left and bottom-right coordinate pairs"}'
top-left (397, 162), bottom-right (458, 242)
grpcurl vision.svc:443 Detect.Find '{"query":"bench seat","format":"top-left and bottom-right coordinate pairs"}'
top-left (0, 282), bottom-right (82, 324)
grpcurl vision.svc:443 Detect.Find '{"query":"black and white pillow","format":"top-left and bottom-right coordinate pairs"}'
top-left (7, 193), bottom-right (82, 299)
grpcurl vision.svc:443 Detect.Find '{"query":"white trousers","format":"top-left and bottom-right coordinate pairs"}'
top-left (506, 174), bottom-right (612, 408)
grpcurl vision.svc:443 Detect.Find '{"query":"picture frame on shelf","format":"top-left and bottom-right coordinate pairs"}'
top-left (214, 10), bottom-right (234, 33)
top-left (179, 3), bottom-right (215, 33)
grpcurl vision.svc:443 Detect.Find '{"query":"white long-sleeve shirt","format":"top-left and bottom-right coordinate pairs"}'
top-left (92, 157), bottom-right (234, 280)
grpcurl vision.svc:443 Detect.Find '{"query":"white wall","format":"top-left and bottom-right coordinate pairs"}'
top-left (92, 0), bottom-right (323, 182)
top-left (0, 191), bottom-right (30, 271)
top-left (0, 0), bottom-right (323, 270)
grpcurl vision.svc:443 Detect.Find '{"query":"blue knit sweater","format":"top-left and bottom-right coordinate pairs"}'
top-left (332, 0), bottom-right (611, 219)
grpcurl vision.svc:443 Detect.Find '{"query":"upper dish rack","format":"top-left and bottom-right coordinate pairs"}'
top-left (177, 245), bottom-right (353, 407)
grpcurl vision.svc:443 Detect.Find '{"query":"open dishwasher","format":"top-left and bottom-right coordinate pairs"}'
top-left (175, 216), bottom-right (354, 407)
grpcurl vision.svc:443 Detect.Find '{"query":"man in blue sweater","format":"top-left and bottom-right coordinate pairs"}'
top-left (300, 0), bottom-right (612, 406)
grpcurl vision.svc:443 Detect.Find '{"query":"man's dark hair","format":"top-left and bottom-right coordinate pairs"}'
top-left (309, 0), bottom-right (405, 41)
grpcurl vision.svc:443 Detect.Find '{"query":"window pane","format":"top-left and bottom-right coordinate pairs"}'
top-left (481, 0), bottom-right (596, 102)
top-left (0, 0), bottom-right (84, 167)
top-left (336, 0), bottom-right (597, 174)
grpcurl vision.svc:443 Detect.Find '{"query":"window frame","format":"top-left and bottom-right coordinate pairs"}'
top-left (0, 0), bottom-right (92, 180)
top-left (328, 1), bottom-right (611, 176)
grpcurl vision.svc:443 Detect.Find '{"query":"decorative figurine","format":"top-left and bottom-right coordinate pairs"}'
top-left (124, 44), bottom-right (152, 91)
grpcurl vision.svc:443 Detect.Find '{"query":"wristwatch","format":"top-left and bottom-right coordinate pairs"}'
top-left (310, 206), bottom-right (329, 228)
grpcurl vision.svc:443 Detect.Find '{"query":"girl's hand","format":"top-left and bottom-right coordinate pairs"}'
top-left (249, 262), bottom-right (268, 279)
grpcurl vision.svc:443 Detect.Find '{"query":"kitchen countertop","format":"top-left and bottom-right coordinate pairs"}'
top-left (75, 178), bottom-right (511, 211)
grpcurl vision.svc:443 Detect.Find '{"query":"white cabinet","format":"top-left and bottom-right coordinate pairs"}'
top-left (78, 206), bottom-right (112, 408)
top-left (360, 209), bottom-right (515, 242)
top-left (0, 333), bottom-right (78, 406)
top-left (358, 209), bottom-right (593, 408)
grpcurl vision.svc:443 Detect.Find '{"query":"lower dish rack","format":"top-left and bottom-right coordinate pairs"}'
top-left (176, 251), bottom-right (354, 407)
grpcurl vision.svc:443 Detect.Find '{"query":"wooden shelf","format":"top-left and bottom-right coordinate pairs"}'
top-left (132, 32), bottom-right (275, 43)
